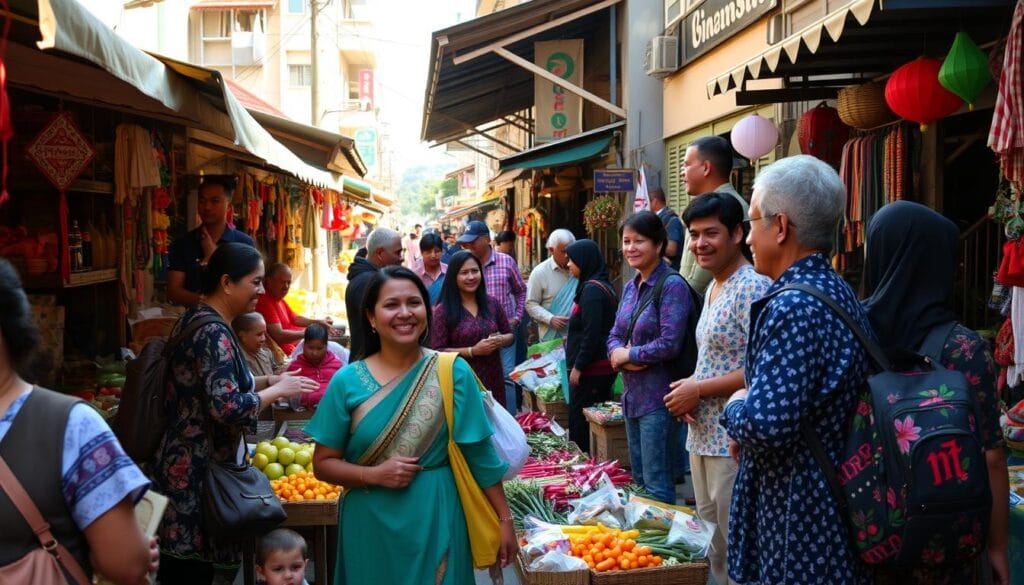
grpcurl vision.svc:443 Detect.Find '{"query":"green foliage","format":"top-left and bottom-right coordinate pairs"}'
top-left (397, 164), bottom-right (458, 220)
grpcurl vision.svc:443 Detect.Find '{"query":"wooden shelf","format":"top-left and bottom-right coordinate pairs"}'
top-left (66, 268), bottom-right (118, 288)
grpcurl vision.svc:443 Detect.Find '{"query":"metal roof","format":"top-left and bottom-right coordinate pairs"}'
top-left (421, 0), bottom-right (615, 144)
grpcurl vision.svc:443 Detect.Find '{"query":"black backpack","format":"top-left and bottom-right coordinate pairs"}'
top-left (624, 270), bottom-right (703, 380)
top-left (780, 283), bottom-right (991, 569)
top-left (112, 315), bottom-right (221, 463)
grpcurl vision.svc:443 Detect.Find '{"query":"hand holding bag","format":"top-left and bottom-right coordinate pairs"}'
top-left (0, 455), bottom-right (89, 585)
top-left (438, 352), bottom-right (501, 569)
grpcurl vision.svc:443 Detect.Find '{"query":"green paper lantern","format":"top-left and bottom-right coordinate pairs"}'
top-left (939, 31), bottom-right (992, 110)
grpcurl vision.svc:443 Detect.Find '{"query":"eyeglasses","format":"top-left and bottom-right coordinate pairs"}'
top-left (742, 213), bottom-right (796, 228)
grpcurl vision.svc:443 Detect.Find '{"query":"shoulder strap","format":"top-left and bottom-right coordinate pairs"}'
top-left (624, 270), bottom-right (673, 342)
top-left (919, 322), bottom-right (957, 362)
top-left (776, 283), bottom-right (891, 371)
top-left (0, 455), bottom-right (90, 585)
top-left (162, 314), bottom-right (223, 358)
top-left (585, 280), bottom-right (615, 302)
top-left (438, 352), bottom-right (457, 442)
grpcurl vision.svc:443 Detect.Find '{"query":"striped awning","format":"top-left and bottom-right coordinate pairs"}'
top-left (706, 0), bottom-right (876, 98)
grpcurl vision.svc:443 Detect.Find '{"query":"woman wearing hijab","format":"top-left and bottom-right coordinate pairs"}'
top-left (863, 201), bottom-right (1009, 585)
top-left (564, 239), bottom-right (618, 452)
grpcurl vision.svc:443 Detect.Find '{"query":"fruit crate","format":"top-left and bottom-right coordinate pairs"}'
top-left (535, 395), bottom-right (569, 428)
top-left (273, 404), bottom-right (313, 433)
top-left (589, 560), bottom-right (709, 585)
top-left (282, 499), bottom-right (339, 526)
top-left (584, 410), bottom-right (630, 469)
top-left (515, 551), bottom-right (589, 585)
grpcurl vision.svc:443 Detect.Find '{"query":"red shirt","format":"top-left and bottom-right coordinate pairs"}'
top-left (255, 295), bottom-right (303, 354)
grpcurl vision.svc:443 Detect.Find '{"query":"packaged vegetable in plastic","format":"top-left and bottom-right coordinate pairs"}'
top-left (624, 493), bottom-right (676, 531)
top-left (521, 516), bottom-right (570, 561)
top-left (666, 510), bottom-right (716, 558)
top-left (528, 550), bottom-right (589, 572)
top-left (566, 473), bottom-right (625, 529)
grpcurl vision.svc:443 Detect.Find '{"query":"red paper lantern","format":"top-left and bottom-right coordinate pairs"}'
top-left (797, 103), bottom-right (850, 167)
top-left (885, 57), bottom-right (963, 132)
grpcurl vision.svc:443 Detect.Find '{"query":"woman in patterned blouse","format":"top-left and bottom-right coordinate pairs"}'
top-left (607, 211), bottom-right (693, 504)
top-left (429, 251), bottom-right (514, 409)
top-left (152, 243), bottom-right (318, 584)
top-left (863, 201), bottom-right (1009, 585)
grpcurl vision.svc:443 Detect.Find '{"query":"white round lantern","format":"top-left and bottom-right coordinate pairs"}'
top-left (731, 114), bottom-right (779, 160)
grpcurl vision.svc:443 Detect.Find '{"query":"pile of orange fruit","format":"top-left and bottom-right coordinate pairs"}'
top-left (270, 471), bottom-right (342, 502)
top-left (567, 531), bottom-right (663, 572)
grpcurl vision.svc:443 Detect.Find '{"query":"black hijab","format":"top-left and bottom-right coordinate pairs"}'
top-left (565, 239), bottom-right (612, 303)
top-left (862, 200), bottom-right (959, 351)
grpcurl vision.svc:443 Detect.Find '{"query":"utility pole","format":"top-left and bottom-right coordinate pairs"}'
top-left (310, 0), bottom-right (321, 127)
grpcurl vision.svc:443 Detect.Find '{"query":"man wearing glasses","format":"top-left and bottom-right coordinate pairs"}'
top-left (679, 136), bottom-right (749, 294)
top-left (719, 155), bottom-right (873, 585)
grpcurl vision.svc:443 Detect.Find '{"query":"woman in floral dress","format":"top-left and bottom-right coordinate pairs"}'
top-left (862, 201), bottom-right (1009, 585)
top-left (429, 251), bottom-right (513, 408)
top-left (152, 243), bottom-right (318, 584)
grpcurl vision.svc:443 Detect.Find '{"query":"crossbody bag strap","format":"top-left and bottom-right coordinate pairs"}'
top-left (162, 314), bottom-right (223, 359)
top-left (0, 455), bottom-right (89, 585)
top-left (770, 283), bottom-right (888, 524)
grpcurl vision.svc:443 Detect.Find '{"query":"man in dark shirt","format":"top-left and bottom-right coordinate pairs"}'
top-left (649, 187), bottom-right (684, 271)
top-left (167, 176), bottom-right (256, 306)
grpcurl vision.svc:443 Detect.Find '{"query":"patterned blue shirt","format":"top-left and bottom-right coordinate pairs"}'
top-left (721, 253), bottom-right (873, 585)
top-left (607, 261), bottom-right (692, 418)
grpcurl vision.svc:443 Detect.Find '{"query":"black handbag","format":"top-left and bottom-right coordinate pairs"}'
top-left (203, 457), bottom-right (286, 538)
top-left (199, 318), bottom-right (287, 538)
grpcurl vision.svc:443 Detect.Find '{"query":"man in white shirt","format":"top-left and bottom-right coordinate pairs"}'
top-left (526, 229), bottom-right (576, 341)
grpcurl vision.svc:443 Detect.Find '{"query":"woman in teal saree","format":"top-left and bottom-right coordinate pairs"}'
top-left (308, 266), bottom-right (518, 585)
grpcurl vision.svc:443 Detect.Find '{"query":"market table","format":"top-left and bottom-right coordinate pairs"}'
top-left (242, 500), bottom-right (338, 585)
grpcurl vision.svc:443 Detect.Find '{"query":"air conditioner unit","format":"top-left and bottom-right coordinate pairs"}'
top-left (644, 36), bottom-right (679, 77)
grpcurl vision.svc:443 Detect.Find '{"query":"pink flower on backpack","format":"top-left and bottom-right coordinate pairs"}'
top-left (894, 415), bottom-right (921, 453)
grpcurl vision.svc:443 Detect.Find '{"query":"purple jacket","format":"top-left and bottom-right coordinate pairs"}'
top-left (607, 262), bottom-right (691, 418)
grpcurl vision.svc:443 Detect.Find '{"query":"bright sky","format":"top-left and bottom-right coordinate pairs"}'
top-left (79, 0), bottom-right (476, 180)
top-left (367, 0), bottom-right (475, 177)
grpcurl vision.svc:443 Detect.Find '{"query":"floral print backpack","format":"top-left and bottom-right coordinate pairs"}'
top-left (782, 283), bottom-right (991, 569)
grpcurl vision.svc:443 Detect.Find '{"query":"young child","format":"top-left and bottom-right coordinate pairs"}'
top-left (256, 528), bottom-right (310, 585)
top-left (290, 322), bottom-right (342, 409)
top-left (232, 312), bottom-right (282, 377)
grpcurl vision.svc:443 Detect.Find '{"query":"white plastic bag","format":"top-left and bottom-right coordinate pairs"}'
top-left (483, 391), bottom-right (530, 480)
top-left (566, 473), bottom-right (625, 528)
top-left (529, 550), bottom-right (589, 572)
top-left (666, 510), bottom-right (715, 558)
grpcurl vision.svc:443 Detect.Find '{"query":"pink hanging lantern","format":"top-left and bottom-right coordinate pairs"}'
top-left (731, 114), bottom-right (779, 160)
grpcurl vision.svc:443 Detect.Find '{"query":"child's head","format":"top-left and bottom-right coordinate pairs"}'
top-left (232, 312), bottom-right (267, 354)
top-left (302, 322), bottom-right (330, 365)
top-left (256, 529), bottom-right (308, 585)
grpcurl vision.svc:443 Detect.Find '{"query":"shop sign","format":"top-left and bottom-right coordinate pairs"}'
top-left (358, 70), bottom-right (374, 109)
top-left (680, 0), bottom-right (778, 66)
top-left (354, 128), bottom-right (377, 171)
top-left (26, 112), bottom-right (96, 190)
top-left (594, 169), bottom-right (635, 193)
top-left (534, 40), bottom-right (583, 144)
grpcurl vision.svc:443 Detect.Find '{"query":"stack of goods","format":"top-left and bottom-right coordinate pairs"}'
top-left (253, 436), bottom-right (343, 503)
top-left (517, 477), bottom-right (711, 583)
top-left (583, 402), bottom-right (623, 424)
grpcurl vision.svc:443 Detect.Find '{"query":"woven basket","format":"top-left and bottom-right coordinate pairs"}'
top-left (245, 420), bottom-right (276, 444)
top-left (515, 552), bottom-right (590, 585)
top-left (837, 81), bottom-right (897, 130)
top-left (589, 560), bottom-right (710, 585)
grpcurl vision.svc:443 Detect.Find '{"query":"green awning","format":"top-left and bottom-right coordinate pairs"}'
top-left (342, 177), bottom-right (373, 201)
top-left (499, 121), bottom-right (622, 171)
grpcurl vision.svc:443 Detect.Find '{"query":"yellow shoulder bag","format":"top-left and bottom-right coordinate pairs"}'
top-left (438, 352), bottom-right (501, 569)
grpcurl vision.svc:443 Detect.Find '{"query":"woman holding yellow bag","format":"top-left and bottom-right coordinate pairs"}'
top-left (308, 266), bottom-right (517, 584)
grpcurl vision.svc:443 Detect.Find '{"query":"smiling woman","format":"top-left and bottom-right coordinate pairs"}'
top-left (307, 265), bottom-right (518, 584)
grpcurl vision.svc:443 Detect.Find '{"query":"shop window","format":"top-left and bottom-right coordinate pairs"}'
top-left (202, 11), bottom-right (231, 39)
top-left (289, 64), bottom-right (312, 87)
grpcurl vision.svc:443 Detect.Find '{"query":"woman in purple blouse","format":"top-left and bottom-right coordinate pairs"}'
top-left (607, 211), bottom-right (692, 504)
top-left (429, 251), bottom-right (514, 409)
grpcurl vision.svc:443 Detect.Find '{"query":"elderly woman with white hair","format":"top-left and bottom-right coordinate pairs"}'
top-left (526, 228), bottom-right (577, 342)
top-left (719, 155), bottom-right (873, 585)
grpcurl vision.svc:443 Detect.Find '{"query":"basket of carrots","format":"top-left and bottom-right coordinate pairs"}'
top-left (564, 525), bottom-right (709, 585)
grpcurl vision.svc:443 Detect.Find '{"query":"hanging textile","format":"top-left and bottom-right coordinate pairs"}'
top-left (113, 124), bottom-right (160, 204)
top-left (988, 0), bottom-right (1024, 188)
